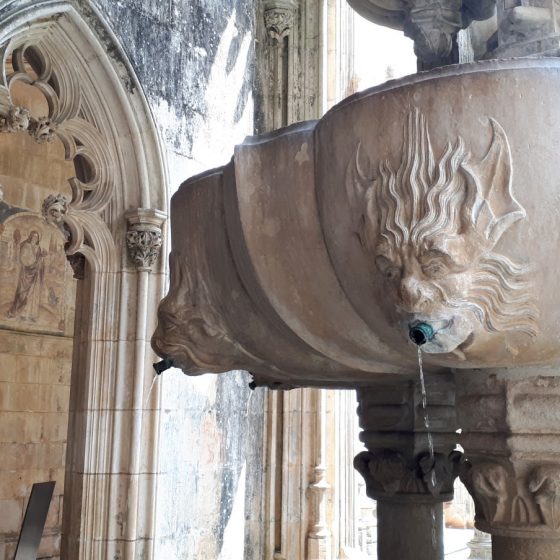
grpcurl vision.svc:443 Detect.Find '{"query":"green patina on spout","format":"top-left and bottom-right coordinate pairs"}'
top-left (409, 322), bottom-right (434, 346)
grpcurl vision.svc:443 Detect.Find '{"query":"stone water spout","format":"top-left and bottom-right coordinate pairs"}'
top-left (153, 59), bottom-right (560, 560)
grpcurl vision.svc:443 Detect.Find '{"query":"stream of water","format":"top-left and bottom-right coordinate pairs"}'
top-left (417, 346), bottom-right (438, 549)
top-left (144, 374), bottom-right (159, 408)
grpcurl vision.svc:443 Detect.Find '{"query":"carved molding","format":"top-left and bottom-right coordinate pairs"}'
top-left (125, 209), bottom-right (166, 271)
top-left (347, 108), bottom-right (538, 357)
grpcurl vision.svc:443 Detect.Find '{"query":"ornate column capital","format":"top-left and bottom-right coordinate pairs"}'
top-left (355, 374), bottom-right (461, 504)
top-left (263, 0), bottom-right (298, 40)
top-left (456, 369), bottom-right (560, 541)
top-left (125, 208), bottom-right (166, 271)
top-left (354, 448), bottom-right (463, 504)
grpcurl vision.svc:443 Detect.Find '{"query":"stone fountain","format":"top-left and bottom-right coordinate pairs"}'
top-left (152, 4), bottom-right (560, 560)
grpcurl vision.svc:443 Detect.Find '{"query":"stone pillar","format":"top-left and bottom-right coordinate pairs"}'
top-left (353, 374), bottom-right (461, 560)
top-left (456, 369), bottom-right (560, 560)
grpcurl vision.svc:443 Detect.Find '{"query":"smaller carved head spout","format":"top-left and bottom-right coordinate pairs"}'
top-left (348, 109), bottom-right (538, 356)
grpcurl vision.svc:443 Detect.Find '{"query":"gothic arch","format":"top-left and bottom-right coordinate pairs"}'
top-left (0, 2), bottom-right (167, 558)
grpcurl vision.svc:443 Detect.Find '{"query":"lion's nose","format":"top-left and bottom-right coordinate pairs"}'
top-left (399, 277), bottom-right (431, 313)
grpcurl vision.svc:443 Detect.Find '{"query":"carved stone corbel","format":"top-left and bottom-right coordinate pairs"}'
top-left (125, 208), bottom-right (166, 271)
top-left (264, 0), bottom-right (297, 41)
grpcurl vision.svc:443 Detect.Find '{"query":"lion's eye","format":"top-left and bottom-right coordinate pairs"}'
top-left (384, 266), bottom-right (401, 281)
top-left (422, 261), bottom-right (448, 279)
top-left (375, 256), bottom-right (401, 282)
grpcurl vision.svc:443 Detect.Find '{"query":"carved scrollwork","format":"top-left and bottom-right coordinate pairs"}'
top-left (529, 465), bottom-right (560, 530)
top-left (354, 449), bottom-right (462, 502)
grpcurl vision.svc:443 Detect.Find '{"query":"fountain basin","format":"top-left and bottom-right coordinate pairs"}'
top-left (153, 59), bottom-right (560, 388)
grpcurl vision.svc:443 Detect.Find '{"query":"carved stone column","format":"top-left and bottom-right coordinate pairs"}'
top-left (354, 374), bottom-right (461, 560)
top-left (456, 369), bottom-right (560, 560)
top-left (260, 0), bottom-right (298, 130)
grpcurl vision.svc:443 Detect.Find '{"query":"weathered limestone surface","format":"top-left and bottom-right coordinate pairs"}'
top-left (154, 59), bottom-right (560, 389)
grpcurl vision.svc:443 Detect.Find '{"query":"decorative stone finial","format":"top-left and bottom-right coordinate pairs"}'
top-left (125, 208), bottom-right (166, 271)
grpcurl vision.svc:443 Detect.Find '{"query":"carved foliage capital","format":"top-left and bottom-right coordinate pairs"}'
top-left (125, 209), bottom-right (166, 271)
top-left (354, 449), bottom-right (463, 503)
top-left (264, 1), bottom-right (297, 40)
top-left (126, 225), bottom-right (163, 270)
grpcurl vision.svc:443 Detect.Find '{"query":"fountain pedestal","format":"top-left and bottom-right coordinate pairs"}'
top-left (457, 369), bottom-right (560, 560)
top-left (354, 375), bottom-right (460, 560)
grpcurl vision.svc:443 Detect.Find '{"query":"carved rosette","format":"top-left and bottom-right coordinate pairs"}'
top-left (125, 209), bottom-right (166, 271)
top-left (264, 0), bottom-right (297, 40)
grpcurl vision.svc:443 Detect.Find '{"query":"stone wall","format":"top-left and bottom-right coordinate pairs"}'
top-left (91, 1), bottom-right (266, 558)
top-left (0, 79), bottom-right (77, 559)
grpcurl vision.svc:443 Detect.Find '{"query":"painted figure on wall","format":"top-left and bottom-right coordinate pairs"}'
top-left (7, 230), bottom-right (46, 321)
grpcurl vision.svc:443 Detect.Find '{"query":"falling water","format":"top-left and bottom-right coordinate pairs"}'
top-left (417, 346), bottom-right (438, 549)
top-left (144, 374), bottom-right (160, 408)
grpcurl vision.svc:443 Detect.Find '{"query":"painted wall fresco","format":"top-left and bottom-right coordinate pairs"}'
top-left (0, 207), bottom-right (74, 335)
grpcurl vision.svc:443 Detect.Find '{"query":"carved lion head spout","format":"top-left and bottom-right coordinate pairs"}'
top-left (349, 108), bottom-right (538, 356)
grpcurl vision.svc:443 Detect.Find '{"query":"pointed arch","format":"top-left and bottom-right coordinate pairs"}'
top-left (0, 2), bottom-right (168, 558)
